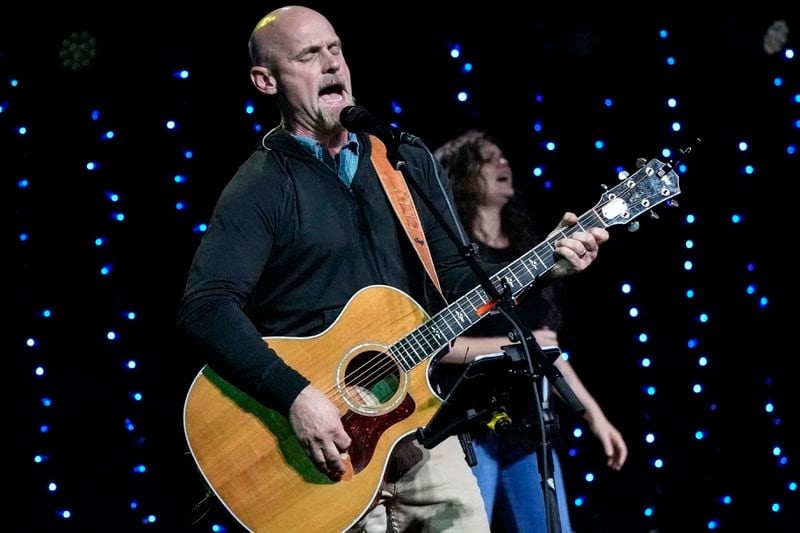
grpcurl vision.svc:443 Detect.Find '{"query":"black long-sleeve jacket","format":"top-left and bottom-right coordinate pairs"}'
top-left (177, 130), bottom-right (486, 414)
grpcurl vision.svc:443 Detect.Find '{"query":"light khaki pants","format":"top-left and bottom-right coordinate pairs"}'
top-left (348, 434), bottom-right (490, 532)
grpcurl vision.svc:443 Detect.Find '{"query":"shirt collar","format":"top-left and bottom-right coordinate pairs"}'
top-left (292, 131), bottom-right (360, 160)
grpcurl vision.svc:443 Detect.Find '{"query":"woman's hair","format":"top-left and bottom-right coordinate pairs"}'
top-left (434, 129), bottom-right (563, 330)
top-left (434, 129), bottom-right (535, 251)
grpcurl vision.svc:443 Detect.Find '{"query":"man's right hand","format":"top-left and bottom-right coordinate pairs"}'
top-left (288, 384), bottom-right (352, 480)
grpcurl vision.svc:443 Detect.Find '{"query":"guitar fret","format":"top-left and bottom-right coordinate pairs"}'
top-left (506, 271), bottom-right (521, 288)
top-left (465, 291), bottom-right (484, 321)
top-left (408, 332), bottom-right (428, 361)
top-left (404, 337), bottom-right (420, 366)
top-left (527, 257), bottom-right (541, 271)
top-left (452, 302), bottom-right (470, 325)
top-left (472, 288), bottom-right (489, 307)
top-left (515, 263), bottom-right (532, 283)
top-left (428, 321), bottom-right (446, 345)
top-left (394, 340), bottom-right (414, 371)
top-left (454, 301), bottom-right (473, 328)
top-left (390, 345), bottom-right (410, 372)
top-left (515, 264), bottom-right (529, 282)
top-left (465, 299), bottom-right (483, 322)
top-left (509, 267), bottom-right (530, 295)
top-left (437, 313), bottom-right (459, 337)
top-left (420, 328), bottom-right (448, 361)
top-left (399, 336), bottom-right (418, 367)
top-left (531, 247), bottom-right (545, 266)
top-left (417, 326), bottom-right (438, 355)
top-left (519, 256), bottom-right (534, 277)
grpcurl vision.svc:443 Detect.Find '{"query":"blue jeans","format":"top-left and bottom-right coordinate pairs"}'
top-left (472, 430), bottom-right (573, 532)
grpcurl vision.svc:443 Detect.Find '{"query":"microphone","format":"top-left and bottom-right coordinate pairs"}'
top-left (339, 105), bottom-right (425, 148)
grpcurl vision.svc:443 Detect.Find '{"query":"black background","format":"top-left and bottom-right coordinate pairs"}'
top-left (7, 4), bottom-right (799, 532)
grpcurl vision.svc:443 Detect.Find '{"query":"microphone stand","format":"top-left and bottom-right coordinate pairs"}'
top-left (384, 140), bottom-right (584, 533)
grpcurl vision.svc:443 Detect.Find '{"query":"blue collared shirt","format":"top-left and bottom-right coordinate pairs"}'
top-left (293, 132), bottom-right (360, 187)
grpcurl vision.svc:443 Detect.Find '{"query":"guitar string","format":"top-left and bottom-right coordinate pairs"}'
top-left (345, 266), bottom-right (532, 393)
top-left (321, 211), bottom-right (609, 409)
top-left (320, 169), bottom-right (679, 407)
top-left (327, 211), bottom-right (599, 407)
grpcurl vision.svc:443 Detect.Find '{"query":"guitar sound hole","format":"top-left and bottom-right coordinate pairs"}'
top-left (343, 350), bottom-right (401, 412)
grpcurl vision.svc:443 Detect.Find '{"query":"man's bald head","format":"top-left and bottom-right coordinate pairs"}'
top-left (248, 5), bottom-right (327, 66)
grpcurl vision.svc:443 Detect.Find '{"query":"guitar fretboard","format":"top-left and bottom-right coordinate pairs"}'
top-left (390, 209), bottom-right (604, 371)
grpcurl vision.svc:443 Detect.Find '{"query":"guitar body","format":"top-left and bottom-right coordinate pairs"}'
top-left (183, 285), bottom-right (443, 533)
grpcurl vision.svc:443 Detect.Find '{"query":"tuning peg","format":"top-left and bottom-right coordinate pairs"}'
top-left (600, 183), bottom-right (608, 191)
top-left (636, 157), bottom-right (648, 168)
top-left (667, 199), bottom-right (679, 208)
top-left (617, 170), bottom-right (629, 181)
top-left (627, 221), bottom-right (640, 232)
top-left (649, 211), bottom-right (660, 220)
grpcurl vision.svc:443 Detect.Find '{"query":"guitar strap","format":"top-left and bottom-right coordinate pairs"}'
top-left (368, 135), bottom-right (445, 301)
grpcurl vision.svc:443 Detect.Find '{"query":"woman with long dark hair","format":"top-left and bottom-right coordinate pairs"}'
top-left (434, 130), bottom-right (628, 532)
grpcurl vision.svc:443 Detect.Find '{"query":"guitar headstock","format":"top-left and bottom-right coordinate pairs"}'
top-left (594, 158), bottom-right (682, 229)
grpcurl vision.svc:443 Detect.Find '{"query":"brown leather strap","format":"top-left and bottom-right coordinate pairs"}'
top-left (369, 135), bottom-right (445, 300)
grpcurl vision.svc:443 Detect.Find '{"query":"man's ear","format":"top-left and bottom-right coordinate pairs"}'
top-left (250, 66), bottom-right (277, 95)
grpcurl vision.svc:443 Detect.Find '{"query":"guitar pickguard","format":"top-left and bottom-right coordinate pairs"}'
top-left (342, 394), bottom-right (416, 473)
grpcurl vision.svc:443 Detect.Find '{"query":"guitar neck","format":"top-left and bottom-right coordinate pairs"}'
top-left (392, 209), bottom-right (605, 371)
top-left (390, 154), bottom-right (684, 370)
